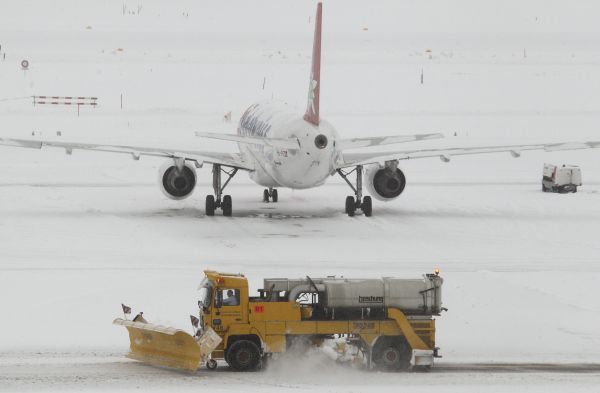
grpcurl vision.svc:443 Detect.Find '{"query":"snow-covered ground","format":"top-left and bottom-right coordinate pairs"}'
top-left (1, 0), bottom-right (599, 391)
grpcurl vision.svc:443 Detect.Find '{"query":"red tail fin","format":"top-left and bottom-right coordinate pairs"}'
top-left (303, 2), bottom-right (322, 126)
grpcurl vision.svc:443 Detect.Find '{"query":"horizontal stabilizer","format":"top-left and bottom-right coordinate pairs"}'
top-left (337, 133), bottom-right (444, 150)
top-left (195, 132), bottom-right (299, 149)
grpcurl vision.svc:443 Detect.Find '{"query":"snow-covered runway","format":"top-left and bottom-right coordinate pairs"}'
top-left (1, 180), bottom-right (599, 360)
top-left (2, 352), bottom-right (600, 393)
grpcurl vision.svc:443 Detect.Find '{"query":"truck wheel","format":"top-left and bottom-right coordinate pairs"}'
top-left (226, 340), bottom-right (261, 371)
top-left (206, 358), bottom-right (217, 370)
top-left (372, 337), bottom-right (411, 371)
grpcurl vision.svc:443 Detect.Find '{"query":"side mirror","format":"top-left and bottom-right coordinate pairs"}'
top-left (198, 300), bottom-right (208, 313)
top-left (215, 290), bottom-right (223, 308)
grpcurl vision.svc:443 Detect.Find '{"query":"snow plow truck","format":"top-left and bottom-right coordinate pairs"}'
top-left (114, 270), bottom-right (445, 372)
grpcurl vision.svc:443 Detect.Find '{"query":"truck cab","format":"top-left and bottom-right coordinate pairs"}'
top-left (199, 272), bottom-right (251, 360)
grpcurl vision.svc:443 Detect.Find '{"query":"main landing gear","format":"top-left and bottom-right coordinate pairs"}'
top-left (205, 164), bottom-right (238, 217)
top-left (337, 165), bottom-right (372, 217)
top-left (263, 187), bottom-right (278, 203)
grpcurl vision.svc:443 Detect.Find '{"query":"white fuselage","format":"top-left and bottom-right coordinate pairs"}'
top-left (237, 101), bottom-right (341, 189)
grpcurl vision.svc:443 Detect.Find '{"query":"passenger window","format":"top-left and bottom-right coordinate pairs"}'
top-left (220, 289), bottom-right (240, 306)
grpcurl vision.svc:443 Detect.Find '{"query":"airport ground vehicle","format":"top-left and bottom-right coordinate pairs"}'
top-left (114, 270), bottom-right (445, 372)
top-left (542, 163), bottom-right (582, 193)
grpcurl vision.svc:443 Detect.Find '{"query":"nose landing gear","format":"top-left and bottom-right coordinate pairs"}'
top-left (205, 164), bottom-right (238, 217)
top-left (263, 187), bottom-right (278, 203)
top-left (338, 165), bottom-right (372, 217)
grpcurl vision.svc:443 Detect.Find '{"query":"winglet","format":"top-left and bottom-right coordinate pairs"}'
top-left (303, 2), bottom-right (322, 126)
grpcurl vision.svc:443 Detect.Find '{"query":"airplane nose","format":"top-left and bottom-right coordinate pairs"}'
top-left (314, 134), bottom-right (328, 149)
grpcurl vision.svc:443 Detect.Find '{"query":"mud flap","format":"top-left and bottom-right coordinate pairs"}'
top-left (411, 349), bottom-right (434, 367)
top-left (113, 318), bottom-right (221, 372)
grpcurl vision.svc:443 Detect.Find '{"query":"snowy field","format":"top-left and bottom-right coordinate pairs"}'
top-left (1, 0), bottom-right (600, 391)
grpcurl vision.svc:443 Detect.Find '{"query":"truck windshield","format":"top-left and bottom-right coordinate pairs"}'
top-left (198, 278), bottom-right (213, 309)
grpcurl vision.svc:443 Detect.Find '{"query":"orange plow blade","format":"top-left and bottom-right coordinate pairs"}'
top-left (113, 318), bottom-right (221, 372)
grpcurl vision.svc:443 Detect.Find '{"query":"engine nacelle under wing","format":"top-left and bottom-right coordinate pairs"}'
top-left (158, 160), bottom-right (197, 200)
top-left (365, 164), bottom-right (406, 201)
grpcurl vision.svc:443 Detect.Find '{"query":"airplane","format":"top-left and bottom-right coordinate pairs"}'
top-left (0, 2), bottom-right (598, 217)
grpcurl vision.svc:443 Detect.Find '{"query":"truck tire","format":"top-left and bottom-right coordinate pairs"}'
top-left (226, 340), bottom-right (261, 371)
top-left (372, 337), bottom-right (411, 371)
top-left (206, 358), bottom-right (218, 370)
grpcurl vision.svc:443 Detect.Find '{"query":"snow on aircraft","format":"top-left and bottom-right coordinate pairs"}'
top-left (1, 2), bottom-right (598, 217)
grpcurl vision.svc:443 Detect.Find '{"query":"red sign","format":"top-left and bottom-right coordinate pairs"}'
top-left (254, 305), bottom-right (264, 313)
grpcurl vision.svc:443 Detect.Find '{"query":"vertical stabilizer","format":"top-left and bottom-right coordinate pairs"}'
top-left (303, 2), bottom-right (322, 126)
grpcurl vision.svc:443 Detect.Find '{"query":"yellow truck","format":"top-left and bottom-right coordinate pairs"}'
top-left (114, 270), bottom-right (445, 372)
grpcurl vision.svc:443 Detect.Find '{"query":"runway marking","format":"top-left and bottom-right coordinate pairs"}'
top-left (434, 362), bottom-right (600, 373)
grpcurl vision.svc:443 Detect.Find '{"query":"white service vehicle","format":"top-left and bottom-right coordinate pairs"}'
top-left (0, 3), bottom-right (599, 217)
top-left (542, 164), bottom-right (582, 193)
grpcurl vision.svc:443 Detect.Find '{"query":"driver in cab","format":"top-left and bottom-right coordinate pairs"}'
top-left (223, 289), bottom-right (239, 306)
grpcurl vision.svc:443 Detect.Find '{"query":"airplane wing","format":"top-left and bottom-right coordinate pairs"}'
top-left (338, 141), bottom-right (600, 168)
top-left (336, 133), bottom-right (443, 150)
top-left (0, 136), bottom-right (254, 170)
top-left (195, 132), bottom-right (299, 150)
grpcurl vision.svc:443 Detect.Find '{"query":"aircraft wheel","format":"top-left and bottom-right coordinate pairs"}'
top-left (362, 196), bottom-right (372, 217)
top-left (222, 195), bottom-right (232, 217)
top-left (272, 189), bottom-right (278, 203)
top-left (263, 189), bottom-right (270, 202)
top-left (345, 196), bottom-right (356, 217)
top-left (205, 195), bottom-right (215, 216)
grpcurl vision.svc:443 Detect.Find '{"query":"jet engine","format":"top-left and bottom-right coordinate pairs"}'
top-left (365, 163), bottom-right (406, 201)
top-left (158, 160), bottom-right (197, 200)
